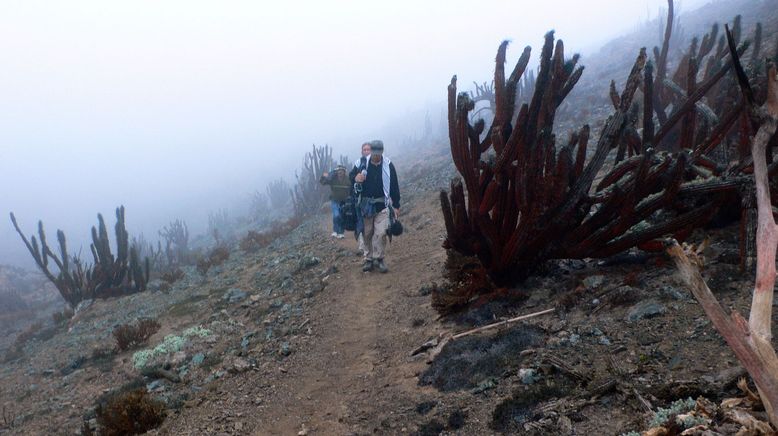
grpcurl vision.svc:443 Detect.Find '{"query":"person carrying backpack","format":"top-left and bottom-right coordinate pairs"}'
top-left (352, 142), bottom-right (371, 256)
top-left (320, 165), bottom-right (351, 239)
top-left (351, 140), bottom-right (400, 273)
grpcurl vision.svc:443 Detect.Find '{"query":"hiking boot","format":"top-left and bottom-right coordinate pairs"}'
top-left (336, 233), bottom-right (345, 239)
top-left (331, 232), bottom-right (338, 238)
top-left (375, 259), bottom-right (388, 273)
top-left (362, 259), bottom-right (374, 272)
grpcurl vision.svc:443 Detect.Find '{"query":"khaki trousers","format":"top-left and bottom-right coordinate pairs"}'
top-left (363, 208), bottom-right (389, 260)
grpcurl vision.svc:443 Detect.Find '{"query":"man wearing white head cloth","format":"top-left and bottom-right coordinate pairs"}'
top-left (352, 140), bottom-right (400, 273)
top-left (352, 142), bottom-right (372, 257)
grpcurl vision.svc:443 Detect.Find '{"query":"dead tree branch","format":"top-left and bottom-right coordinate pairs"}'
top-left (668, 46), bottom-right (778, 426)
top-left (452, 307), bottom-right (554, 339)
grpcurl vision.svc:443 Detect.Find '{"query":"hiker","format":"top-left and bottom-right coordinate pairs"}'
top-left (351, 140), bottom-right (400, 273)
top-left (320, 165), bottom-right (351, 239)
top-left (352, 142), bottom-right (372, 256)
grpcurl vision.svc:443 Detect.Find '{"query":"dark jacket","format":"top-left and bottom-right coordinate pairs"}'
top-left (320, 171), bottom-right (351, 202)
top-left (349, 156), bottom-right (400, 210)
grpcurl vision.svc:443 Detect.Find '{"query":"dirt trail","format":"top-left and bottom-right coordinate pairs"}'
top-left (256, 215), bottom-right (444, 435)
top-left (151, 195), bottom-right (447, 436)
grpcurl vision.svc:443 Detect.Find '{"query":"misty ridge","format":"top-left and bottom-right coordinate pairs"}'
top-left (2, 0), bottom-right (778, 432)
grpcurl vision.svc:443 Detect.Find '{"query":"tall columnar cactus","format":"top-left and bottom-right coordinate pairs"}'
top-left (10, 206), bottom-right (149, 308)
top-left (131, 234), bottom-right (163, 274)
top-left (265, 178), bottom-right (290, 210)
top-left (441, 25), bottom-right (769, 286)
top-left (647, 1), bottom-right (775, 270)
top-left (292, 144), bottom-right (334, 219)
top-left (159, 219), bottom-right (190, 267)
top-left (648, 1), bottom-right (768, 160)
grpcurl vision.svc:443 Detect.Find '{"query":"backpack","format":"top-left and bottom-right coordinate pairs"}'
top-left (341, 197), bottom-right (357, 231)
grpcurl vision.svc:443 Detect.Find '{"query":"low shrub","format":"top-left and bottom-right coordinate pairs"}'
top-left (52, 307), bottom-right (75, 325)
top-left (13, 321), bottom-right (43, 348)
top-left (2, 321), bottom-right (45, 362)
top-left (239, 217), bottom-right (302, 253)
top-left (160, 268), bottom-right (184, 284)
top-left (95, 388), bottom-right (166, 436)
top-left (113, 319), bottom-right (161, 352)
top-left (196, 246), bottom-right (230, 275)
top-left (239, 230), bottom-right (267, 253)
top-left (131, 325), bottom-right (210, 368)
top-left (1, 404), bottom-right (16, 430)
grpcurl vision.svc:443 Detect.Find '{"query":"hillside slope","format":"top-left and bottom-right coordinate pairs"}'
top-left (3, 1), bottom-right (778, 434)
top-left (557, 0), bottom-right (778, 134)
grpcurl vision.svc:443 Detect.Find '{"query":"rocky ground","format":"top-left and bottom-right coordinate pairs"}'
top-left (1, 138), bottom-right (776, 435)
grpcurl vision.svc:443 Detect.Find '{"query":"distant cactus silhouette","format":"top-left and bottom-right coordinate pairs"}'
top-left (292, 144), bottom-right (334, 219)
top-left (265, 178), bottom-right (290, 210)
top-left (159, 219), bottom-right (190, 268)
top-left (10, 206), bottom-right (149, 308)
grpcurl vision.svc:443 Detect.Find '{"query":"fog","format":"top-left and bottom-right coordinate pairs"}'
top-left (0, 0), bottom-right (709, 266)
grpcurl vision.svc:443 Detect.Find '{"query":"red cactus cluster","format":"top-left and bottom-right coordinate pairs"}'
top-left (441, 8), bottom-right (778, 285)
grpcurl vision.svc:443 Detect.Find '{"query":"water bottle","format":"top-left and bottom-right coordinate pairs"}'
top-left (354, 169), bottom-right (367, 194)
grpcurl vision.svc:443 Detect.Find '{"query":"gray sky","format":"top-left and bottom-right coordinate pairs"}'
top-left (0, 0), bottom-right (708, 266)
